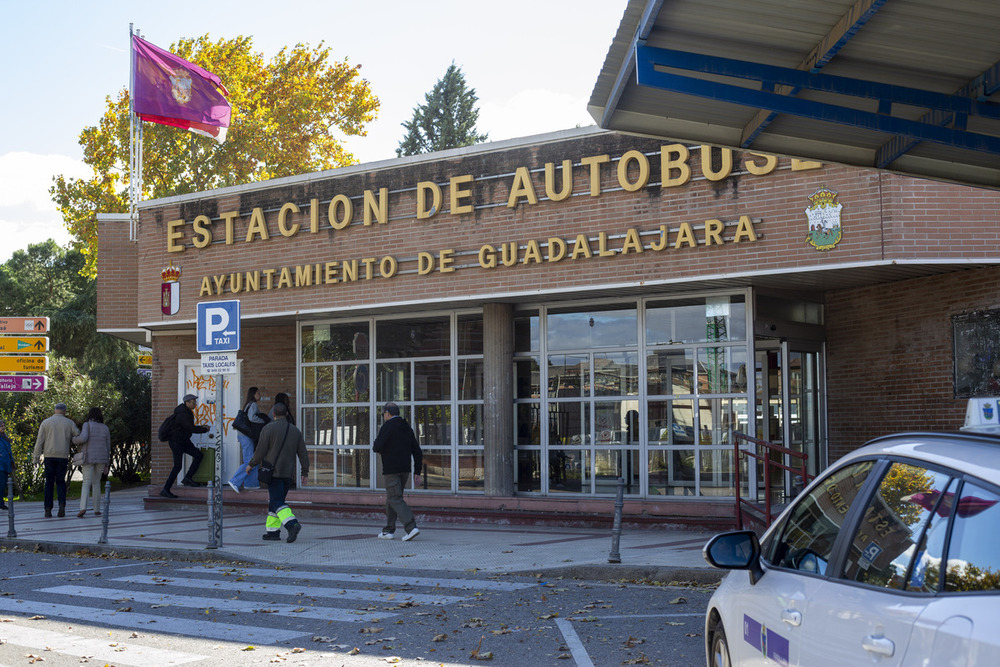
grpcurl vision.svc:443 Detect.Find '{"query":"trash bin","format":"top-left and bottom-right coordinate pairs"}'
top-left (191, 446), bottom-right (217, 484)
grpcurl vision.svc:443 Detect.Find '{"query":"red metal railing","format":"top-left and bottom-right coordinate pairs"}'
top-left (733, 431), bottom-right (812, 530)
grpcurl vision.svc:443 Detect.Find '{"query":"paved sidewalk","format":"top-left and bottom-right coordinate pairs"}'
top-left (0, 487), bottom-right (723, 582)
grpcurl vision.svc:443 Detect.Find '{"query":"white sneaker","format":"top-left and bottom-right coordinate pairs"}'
top-left (377, 530), bottom-right (395, 540)
top-left (227, 481), bottom-right (239, 493)
top-left (402, 527), bottom-right (420, 542)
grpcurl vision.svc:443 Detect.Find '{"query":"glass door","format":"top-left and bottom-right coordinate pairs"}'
top-left (753, 340), bottom-right (825, 502)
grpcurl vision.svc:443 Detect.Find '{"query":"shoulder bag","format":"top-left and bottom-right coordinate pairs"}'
top-left (257, 422), bottom-right (290, 485)
top-left (233, 403), bottom-right (253, 436)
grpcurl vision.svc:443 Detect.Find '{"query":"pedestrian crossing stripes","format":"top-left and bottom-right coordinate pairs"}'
top-left (0, 623), bottom-right (204, 666)
top-left (112, 574), bottom-right (471, 605)
top-left (38, 585), bottom-right (391, 623)
top-left (0, 563), bottom-right (525, 665)
top-left (0, 598), bottom-right (303, 643)
top-left (182, 565), bottom-right (536, 591)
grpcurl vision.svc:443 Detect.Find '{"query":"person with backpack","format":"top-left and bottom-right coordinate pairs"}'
top-left (227, 386), bottom-right (269, 493)
top-left (160, 394), bottom-right (211, 499)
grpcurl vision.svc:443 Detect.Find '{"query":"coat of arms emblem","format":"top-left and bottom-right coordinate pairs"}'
top-left (169, 69), bottom-right (193, 104)
top-left (161, 264), bottom-right (181, 315)
top-left (805, 187), bottom-right (843, 251)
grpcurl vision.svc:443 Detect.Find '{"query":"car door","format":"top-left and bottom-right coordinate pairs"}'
top-left (802, 462), bottom-right (956, 666)
top-left (900, 479), bottom-right (1000, 666)
top-left (730, 459), bottom-right (880, 666)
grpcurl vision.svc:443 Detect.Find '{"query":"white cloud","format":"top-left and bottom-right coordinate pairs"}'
top-left (0, 152), bottom-right (89, 263)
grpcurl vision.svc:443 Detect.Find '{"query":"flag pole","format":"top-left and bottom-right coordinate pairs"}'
top-left (128, 24), bottom-right (143, 243)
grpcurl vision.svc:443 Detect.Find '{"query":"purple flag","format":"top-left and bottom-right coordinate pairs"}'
top-left (132, 35), bottom-right (231, 143)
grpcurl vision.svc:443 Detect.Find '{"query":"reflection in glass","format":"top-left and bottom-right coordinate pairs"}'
top-left (594, 449), bottom-right (640, 494)
top-left (414, 405), bottom-right (451, 447)
top-left (376, 363), bottom-right (410, 403)
top-left (515, 358), bottom-right (541, 399)
top-left (458, 360), bottom-right (483, 400)
top-left (516, 404), bottom-right (541, 445)
top-left (698, 449), bottom-right (735, 497)
top-left (547, 308), bottom-right (637, 350)
top-left (457, 315), bottom-right (483, 355)
top-left (646, 297), bottom-right (746, 345)
top-left (647, 350), bottom-right (694, 395)
top-left (459, 404), bottom-right (483, 447)
top-left (945, 482), bottom-right (1000, 592)
top-left (549, 402), bottom-right (589, 446)
top-left (548, 449), bottom-right (590, 493)
top-left (415, 361), bottom-right (450, 400)
top-left (420, 449), bottom-right (451, 490)
top-left (769, 461), bottom-right (876, 572)
top-left (647, 400), bottom-right (695, 445)
top-left (458, 450), bottom-right (485, 491)
top-left (517, 450), bottom-right (541, 492)
top-left (335, 448), bottom-right (370, 488)
top-left (548, 355), bottom-right (588, 398)
top-left (698, 346), bottom-right (748, 394)
top-left (593, 352), bottom-right (639, 396)
top-left (336, 406), bottom-right (370, 447)
top-left (376, 317), bottom-right (449, 357)
top-left (514, 311), bottom-right (540, 353)
top-left (906, 479), bottom-right (958, 592)
top-left (302, 322), bottom-right (370, 363)
top-left (306, 449), bottom-right (334, 486)
top-left (845, 464), bottom-right (950, 590)
top-left (336, 364), bottom-right (370, 402)
top-left (302, 407), bottom-right (335, 446)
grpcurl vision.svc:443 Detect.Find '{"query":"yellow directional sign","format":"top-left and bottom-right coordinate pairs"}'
top-left (0, 317), bottom-right (49, 334)
top-left (0, 356), bottom-right (48, 373)
top-left (138, 355), bottom-right (153, 366)
top-left (0, 337), bottom-right (48, 353)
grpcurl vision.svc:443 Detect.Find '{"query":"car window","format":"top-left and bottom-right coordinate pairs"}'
top-left (904, 477), bottom-right (955, 593)
top-left (767, 460), bottom-right (876, 574)
top-left (945, 481), bottom-right (1000, 593)
top-left (841, 462), bottom-right (954, 590)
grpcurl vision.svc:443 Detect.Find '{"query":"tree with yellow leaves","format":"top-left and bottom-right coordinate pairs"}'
top-left (51, 34), bottom-right (380, 277)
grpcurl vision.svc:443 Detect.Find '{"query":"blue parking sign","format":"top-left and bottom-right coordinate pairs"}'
top-left (197, 300), bottom-right (241, 353)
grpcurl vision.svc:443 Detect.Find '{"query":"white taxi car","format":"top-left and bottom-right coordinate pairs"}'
top-left (703, 431), bottom-right (1000, 667)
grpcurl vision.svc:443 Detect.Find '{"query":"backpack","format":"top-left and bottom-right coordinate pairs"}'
top-left (157, 414), bottom-right (176, 442)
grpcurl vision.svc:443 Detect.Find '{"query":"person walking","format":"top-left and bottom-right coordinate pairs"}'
top-left (32, 403), bottom-right (80, 517)
top-left (160, 394), bottom-right (210, 499)
top-left (72, 407), bottom-right (111, 517)
top-left (0, 419), bottom-right (13, 511)
top-left (247, 401), bottom-right (308, 543)
top-left (268, 392), bottom-right (294, 425)
top-left (228, 386), bottom-right (269, 493)
top-left (373, 402), bottom-right (423, 541)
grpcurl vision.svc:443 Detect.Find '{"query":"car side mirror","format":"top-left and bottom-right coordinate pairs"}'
top-left (703, 530), bottom-right (765, 584)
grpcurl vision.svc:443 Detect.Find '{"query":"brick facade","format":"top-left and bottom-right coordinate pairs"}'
top-left (96, 127), bottom-right (1000, 524)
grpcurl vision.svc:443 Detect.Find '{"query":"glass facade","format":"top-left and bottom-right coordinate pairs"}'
top-left (515, 293), bottom-right (748, 497)
top-left (300, 314), bottom-right (484, 492)
top-left (300, 292), bottom-right (752, 498)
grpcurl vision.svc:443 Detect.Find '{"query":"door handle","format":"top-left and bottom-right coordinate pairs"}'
top-left (781, 609), bottom-right (802, 627)
top-left (862, 635), bottom-right (895, 657)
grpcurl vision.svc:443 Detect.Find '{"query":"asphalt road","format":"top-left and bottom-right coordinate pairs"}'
top-left (0, 550), bottom-right (714, 666)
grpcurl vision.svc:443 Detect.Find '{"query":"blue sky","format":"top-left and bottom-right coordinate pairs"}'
top-left (0, 0), bottom-right (628, 262)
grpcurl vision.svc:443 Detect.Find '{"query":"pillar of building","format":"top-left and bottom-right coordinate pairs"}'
top-left (483, 302), bottom-right (514, 496)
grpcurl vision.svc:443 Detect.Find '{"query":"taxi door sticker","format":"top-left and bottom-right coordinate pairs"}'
top-left (744, 615), bottom-right (790, 667)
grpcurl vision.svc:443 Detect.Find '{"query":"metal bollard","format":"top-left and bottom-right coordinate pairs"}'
top-left (6, 476), bottom-right (15, 539)
top-left (97, 480), bottom-right (111, 544)
top-left (206, 480), bottom-right (218, 549)
top-left (608, 477), bottom-right (624, 563)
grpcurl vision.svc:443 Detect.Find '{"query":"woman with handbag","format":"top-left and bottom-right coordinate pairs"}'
top-left (228, 386), bottom-right (269, 493)
top-left (71, 407), bottom-right (111, 517)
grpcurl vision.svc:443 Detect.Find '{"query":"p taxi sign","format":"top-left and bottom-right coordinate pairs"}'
top-left (196, 300), bottom-right (241, 353)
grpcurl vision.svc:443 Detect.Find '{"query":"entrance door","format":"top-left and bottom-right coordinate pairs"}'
top-left (754, 340), bottom-right (825, 502)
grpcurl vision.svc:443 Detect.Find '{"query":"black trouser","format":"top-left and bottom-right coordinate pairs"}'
top-left (43, 457), bottom-right (69, 510)
top-left (164, 439), bottom-right (203, 490)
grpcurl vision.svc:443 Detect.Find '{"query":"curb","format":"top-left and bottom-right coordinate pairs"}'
top-left (0, 539), bottom-right (252, 565)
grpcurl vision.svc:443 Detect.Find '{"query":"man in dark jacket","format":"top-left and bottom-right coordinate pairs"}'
top-left (372, 402), bottom-right (423, 541)
top-left (160, 394), bottom-right (211, 499)
top-left (248, 402), bottom-right (309, 543)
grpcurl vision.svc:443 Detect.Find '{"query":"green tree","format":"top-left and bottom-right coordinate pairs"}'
top-left (51, 34), bottom-right (380, 277)
top-left (397, 62), bottom-right (488, 157)
top-left (0, 243), bottom-right (151, 493)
